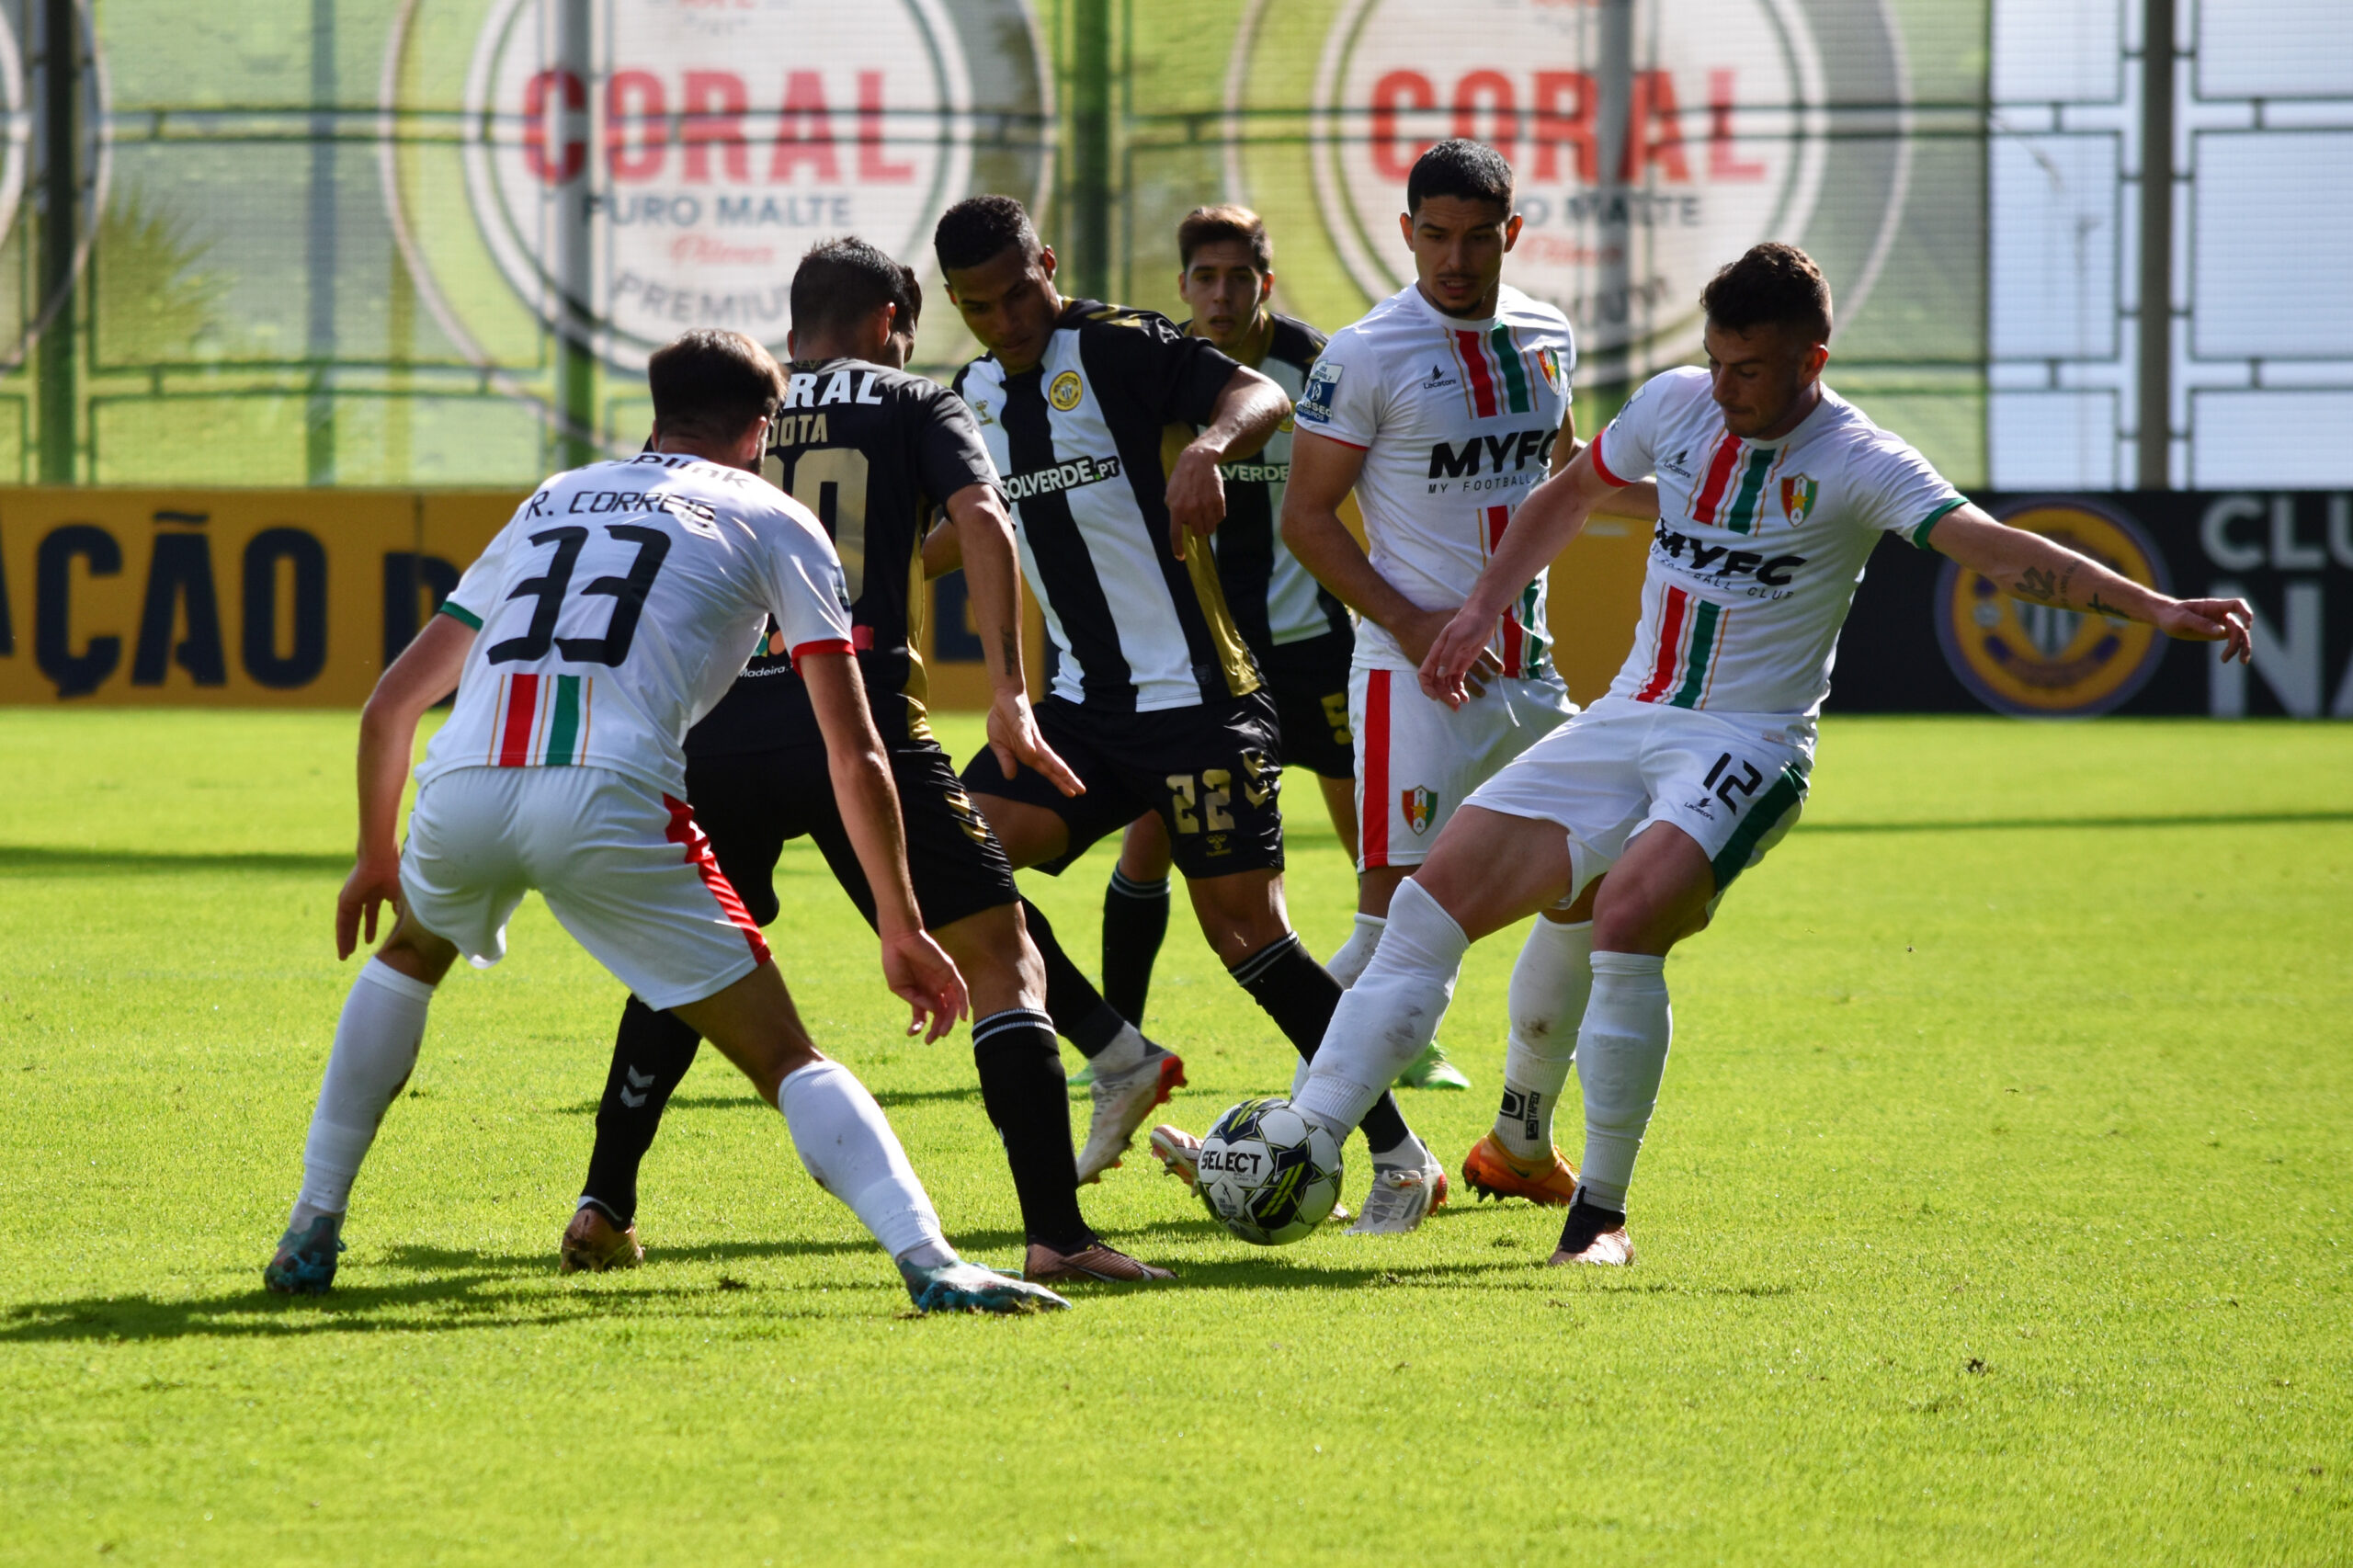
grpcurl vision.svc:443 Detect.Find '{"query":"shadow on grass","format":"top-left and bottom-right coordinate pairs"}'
top-left (0, 846), bottom-right (349, 876)
top-left (1801, 809), bottom-right (2353, 835)
top-left (549, 1085), bottom-right (983, 1117)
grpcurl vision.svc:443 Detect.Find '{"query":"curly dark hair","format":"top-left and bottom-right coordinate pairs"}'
top-left (790, 236), bottom-right (909, 339)
top-left (1700, 243), bottom-right (1833, 343)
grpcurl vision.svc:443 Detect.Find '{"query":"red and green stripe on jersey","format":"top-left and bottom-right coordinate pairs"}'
top-left (1449, 324), bottom-right (1544, 420)
top-left (1634, 585), bottom-right (1725, 709)
top-left (1690, 434), bottom-right (1776, 533)
top-left (1480, 503), bottom-right (1552, 678)
top-left (485, 671), bottom-right (592, 767)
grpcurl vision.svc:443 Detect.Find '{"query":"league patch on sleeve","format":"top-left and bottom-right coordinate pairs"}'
top-left (1296, 358), bottom-right (1342, 424)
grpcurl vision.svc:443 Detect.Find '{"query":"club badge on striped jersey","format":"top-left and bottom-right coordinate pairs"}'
top-left (1401, 786), bottom-right (1437, 835)
top-left (1780, 475), bottom-right (1819, 526)
top-left (1049, 370), bottom-right (1085, 411)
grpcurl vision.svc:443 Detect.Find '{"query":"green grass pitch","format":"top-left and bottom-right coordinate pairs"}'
top-left (1, 709), bottom-right (2347, 1564)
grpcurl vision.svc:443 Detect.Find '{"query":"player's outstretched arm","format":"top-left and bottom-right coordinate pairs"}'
top-left (338, 614), bottom-right (472, 959)
top-left (801, 651), bottom-right (971, 1041)
top-left (1924, 506), bottom-right (2255, 662)
top-left (1420, 444), bottom-right (1620, 709)
top-left (943, 481), bottom-right (1084, 798)
top-left (1165, 364), bottom-right (1289, 560)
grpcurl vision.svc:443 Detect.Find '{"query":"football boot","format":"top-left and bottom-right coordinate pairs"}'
top-left (1548, 1199), bottom-right (1636, 1267)
top-left (1022, 1242), bottom-right (1176, 1285)
top-left (559, 1205), bottom-right (645, 1274)
top-left (901, 1259), bottom-right (1072, 1314)
top-left (1394, 1040), bottom-right (1472, 1091)
top-left (1075, 1047), bottom-right (1186, 1183)
top-left (263, 1213), bottom-right (346, 1296)
top-left (1344, 1148), bottom-right (1449, 1235)
top-left (1461, 1132), bottom-right (1581, 1207)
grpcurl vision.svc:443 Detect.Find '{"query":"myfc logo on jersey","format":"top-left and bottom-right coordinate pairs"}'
top-left (1937, 501), bottom-right (2170, 718)
top-left (384, 0), bottom-right (1047, 378)
top-left (1264, 0), bottom-right (1904, 375)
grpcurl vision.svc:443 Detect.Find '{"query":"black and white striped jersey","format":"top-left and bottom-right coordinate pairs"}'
top-left (1195, 311), bottom-right (1351, 656)
top-left (953, 298), bottom-right (1260, 713)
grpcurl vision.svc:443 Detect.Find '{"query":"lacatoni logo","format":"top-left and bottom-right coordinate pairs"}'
top-left (460, 0), bottom-right (975, 368)
top-left (1302, 0), bottom-right (1904, 371)
top-left (1002, 454), bottom-right (1124, 504)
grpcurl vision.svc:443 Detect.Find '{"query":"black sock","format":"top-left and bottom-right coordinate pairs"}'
top-left (1100, 869), bottom-right (1171, 1025)
top-left (1020, 898), bottom-right (1126, 1058)
top-left (580, 995), bottom-right (702, 1227)
top-left (1228, 934), bottom-right (1415, 1154)
top-left (972, 1009), bottom-right (1094, 1250)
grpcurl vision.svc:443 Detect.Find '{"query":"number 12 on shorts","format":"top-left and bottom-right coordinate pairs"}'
top-left (1702, 752), bottom-right (1763, 813)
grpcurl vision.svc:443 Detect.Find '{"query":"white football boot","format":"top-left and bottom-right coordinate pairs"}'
top-left (1344, 1144), bottom-right (1449, 1235)
top-left (1075, 1047), bottom-right (1186, 1183)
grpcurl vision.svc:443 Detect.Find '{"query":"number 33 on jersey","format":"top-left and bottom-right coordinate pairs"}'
top-left (419, 452), bottom-right (853, 801)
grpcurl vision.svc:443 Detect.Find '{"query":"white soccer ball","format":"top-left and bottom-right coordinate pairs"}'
top-left (1196, 1096), bottom-right (1344, 1246)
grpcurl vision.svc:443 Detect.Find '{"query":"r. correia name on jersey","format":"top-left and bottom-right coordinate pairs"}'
top-left (1293, 281), bottom-right (1574, 680)
top-left (1592, 367), bottom-right (1966, 740)
top-left (955, 299), bottom-right (1259, 713)
top-left (420, 454), bottom-right (853, 799)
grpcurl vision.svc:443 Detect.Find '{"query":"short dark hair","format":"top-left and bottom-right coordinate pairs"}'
top-left (1177, 204), bottom-right (1272, 273)
top-left (1701, 243), bottom-right (1834, 344)
top-left (933, 195), bottom-right (1040, 272)
top-left (790, 236), bottom-right (906, 339)
top-left (893, 262), bottom-right (923, 332)
top-left (647, 329), bottom-right (782, 445)
top-left (1406, 139), bottom-right (1514, 216)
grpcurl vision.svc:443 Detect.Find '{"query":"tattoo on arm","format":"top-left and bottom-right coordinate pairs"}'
top-left (2086, 592), bottom-right (2127, 618)
top-left (1001, 629), bottom-right (1020, 674)
top-left (2015, 566), bottom-right (2062, 603)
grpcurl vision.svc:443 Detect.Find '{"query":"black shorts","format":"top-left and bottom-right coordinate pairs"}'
top-left (1257, 629), bottom-right (1355, 781)
top-left (682, 739), bottom-right (1018, 934)
top-left (961, 690), bottom-right (1287, 880)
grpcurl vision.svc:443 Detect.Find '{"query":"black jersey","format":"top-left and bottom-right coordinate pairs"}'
top-left (686, 358), bottom-right (999, 757)
top-left (1188, 312), bottom-right (1351, 657)
top-left (953, 299), bottom-right (1258, 714)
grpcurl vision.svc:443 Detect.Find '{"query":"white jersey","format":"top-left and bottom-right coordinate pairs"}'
top-left (1293, 281), bottom-right (1574, 680)
top-left (420, 453), bottom-right (854, 799)
top-left (1592, 368), bottom-right (1965, 738)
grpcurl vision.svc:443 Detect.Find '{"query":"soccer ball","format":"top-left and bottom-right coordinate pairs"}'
top-left (1196, 1097), bottom-right (1343, 1246)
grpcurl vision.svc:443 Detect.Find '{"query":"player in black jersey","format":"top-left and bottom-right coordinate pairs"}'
top-left (933, 195), bottom-right (1441, 1199)
top-left (562, 237), bottom-right (1173, 1287)
top-left (1086, 207), bottom-right (1362, 1084)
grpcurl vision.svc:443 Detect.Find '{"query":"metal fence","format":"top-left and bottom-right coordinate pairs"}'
top-left (0, 0), bottom-right (2337, 491)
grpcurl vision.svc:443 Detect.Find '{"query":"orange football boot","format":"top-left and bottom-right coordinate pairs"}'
top-left (1461, 1131), bottom-right (1581, 1207)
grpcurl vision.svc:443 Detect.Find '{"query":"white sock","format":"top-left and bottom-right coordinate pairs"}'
top-left (1293, 881), bottom-right (1466, 1146)
top-left (777, 1059), bottom-right (950, 1265)
top-left (1092, 1020), bottom-right (1151, 1075)
top-left (1574, 951), bottom-right (1672, 1213)
top-left (1493, 918), bottom-right (1594, 1161)
top-left (1324, 912), bottom-right (1386, 989)
top-left (290, 959), bottom-right (434, 1230)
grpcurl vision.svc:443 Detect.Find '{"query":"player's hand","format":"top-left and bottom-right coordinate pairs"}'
top-left (1164, 444), bottom-right (1229, 561)
top-left (2153, 596), bottom-right (2255, 663)
top-left (1406, 606), bottom-right (1503, 708)
top-left (335, 850), bottom-right (405, 960)
top-left (880, 930), bottom-right (970, 1043)
top-left (987, 687), bottom-right (1085, 798)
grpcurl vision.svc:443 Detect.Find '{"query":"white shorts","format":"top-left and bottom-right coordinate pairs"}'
top-left (399, 765), bottom-right (770, 1011)
top-left (1352, 665), bottom-right (1575, 870)
top-left (1463, 697), bottom-right (1811, 906)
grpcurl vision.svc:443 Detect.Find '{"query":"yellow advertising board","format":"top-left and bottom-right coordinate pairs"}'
top-left (0, 488), bottom-right (1648, 711)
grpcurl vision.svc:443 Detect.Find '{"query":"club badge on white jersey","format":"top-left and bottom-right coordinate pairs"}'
top-left (420, 453), bottom-right (853, 799)
top-left (1592, 368), bottom-right (1966, 734)
top-left (1294, 281), bottom-right (1574, 680)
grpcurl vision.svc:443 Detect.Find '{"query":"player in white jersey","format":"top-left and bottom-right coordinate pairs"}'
top-left (261, 329), bottom-right (1066, 1315)
top-left (1195, 140), bottom-right (1651, 1233)
top-left (1289, 244), bottom-right (2252, 1265)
